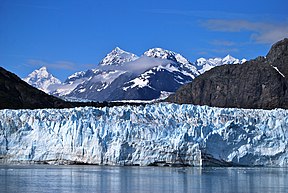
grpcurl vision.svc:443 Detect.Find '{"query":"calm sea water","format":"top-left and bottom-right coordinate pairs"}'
top-left (0, 165), bottom-right (287, 193)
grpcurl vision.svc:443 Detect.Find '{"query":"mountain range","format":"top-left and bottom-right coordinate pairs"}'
top-left (0, 66), bottom-right (145, 109)
top-left (1, 38), bottom-right (287, 109)
top-left (23, 48), bottom-right (246, 102)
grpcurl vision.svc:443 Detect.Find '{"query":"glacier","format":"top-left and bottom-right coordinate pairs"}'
top-left (0, 103), bottom-right (288, 167)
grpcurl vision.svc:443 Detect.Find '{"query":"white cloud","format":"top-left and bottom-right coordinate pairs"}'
top-left (97, 56), bottom-right (175, 75)
top-left (203, 19), bottom-right (288, 44)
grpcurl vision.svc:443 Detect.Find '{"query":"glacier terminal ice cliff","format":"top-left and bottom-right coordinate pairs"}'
top-left (0, 103), bottom-right (288, 167)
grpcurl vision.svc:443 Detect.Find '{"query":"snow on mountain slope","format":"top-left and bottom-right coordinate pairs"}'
top-left (144, 48), bottom-right (187, 64)
top-left (99, 47), bottom-right (139, 66)
top-left (52, 48), bottom-right (139, 100)
top-left (55, 48), bottom-right (200, 101)
top-left (144, 47), bottom-right (199, 77)
top-left (196, 55), bottom-right (246, 74)
top-left (122, 62), bottom-right (196, 93)
top-left (51, 69), bottom-right (98, 97)
top-left (23, 49), bottom-right (245, 102)
top-left (23, 67), bottom-right (61, 93)
top-left (144, 48), bottom-right (198, 72)
top-left (113, 48), bottom-right (200, 100)
top-left (117, 48), bottom-right (201, 100)
top-left (66, 71), bottom-right (87, 82)
top-left (52, 78), bottom-right (87, 96)
top-left (65, 69), bottom-right (128, 100)
top-left (0, 103), bottom-right (287, 167)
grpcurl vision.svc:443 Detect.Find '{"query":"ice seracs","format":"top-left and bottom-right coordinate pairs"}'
top-left (0, 103), bottom-right (287, 167)
top-left (23, 66), bottom-right (61, 93)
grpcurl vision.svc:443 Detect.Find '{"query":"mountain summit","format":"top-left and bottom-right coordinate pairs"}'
top-left (144, 48), bottom-right (190, 66)
top-left (195, 55), bottom-right (247, 74)
top-left (222, 54), bottom-right (241, 64)
top-left (23, 66), bottom-right (61, 93)
top-left (99, 47), bottom-right (139, 66)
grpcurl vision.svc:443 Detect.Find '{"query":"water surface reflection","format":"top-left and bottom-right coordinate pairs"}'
top-left (0, 165), bottom-right (287, 193)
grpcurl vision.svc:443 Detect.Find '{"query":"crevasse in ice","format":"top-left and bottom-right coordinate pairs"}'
top-left (0, 103), bottom-right (287, 166)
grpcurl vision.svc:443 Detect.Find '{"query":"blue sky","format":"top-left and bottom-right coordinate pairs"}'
top-left (0, 0), bottom-right (287, 81)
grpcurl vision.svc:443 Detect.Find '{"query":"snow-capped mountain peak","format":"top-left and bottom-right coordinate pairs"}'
top-left (144, 47), bottom-right (194, 68)
top-left (113, 46), bottom-right (122, 52)
top-left (144, 48), bottom-right (176, 60)
top-left (30, 66), bottom-right (49, 78)
top-left (23, 66), bottom-right (61, 93)
top-left (196, 58), bottom-right (207, 66)
top-left (222, 54), bottom-right (239, 64)
top-left (241, 58), bottom-right (248, 63)
top-left (99, 47), bottom-right (139, 66)
top-left (195, 55), bottom-right (247, 74)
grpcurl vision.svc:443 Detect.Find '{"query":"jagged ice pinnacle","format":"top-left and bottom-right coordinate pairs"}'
top-left (0, 103), bottom-right (287, 167)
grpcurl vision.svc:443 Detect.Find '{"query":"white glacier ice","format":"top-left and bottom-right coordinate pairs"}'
top-left (0, 103), bottom-right (288, 167)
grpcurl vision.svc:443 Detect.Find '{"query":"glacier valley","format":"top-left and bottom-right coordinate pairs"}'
top-left (0, 103), bottom-right (287, 167)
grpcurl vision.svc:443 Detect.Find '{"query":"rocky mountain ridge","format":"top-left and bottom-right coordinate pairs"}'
top-left (0, 67), bottom-right (70, 109)
top-left (167, 38), bottom-right (288, 110)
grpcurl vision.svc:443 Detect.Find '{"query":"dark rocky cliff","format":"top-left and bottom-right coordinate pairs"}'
top-left (0, 67), bottom-right (74, 109)
top-left (167, 38), bottom-right (288, 109)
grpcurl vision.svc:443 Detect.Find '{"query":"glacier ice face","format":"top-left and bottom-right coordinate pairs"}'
top-left (0, 104), bottom-right (288, 167)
